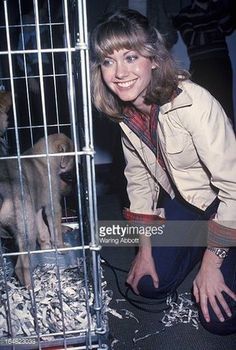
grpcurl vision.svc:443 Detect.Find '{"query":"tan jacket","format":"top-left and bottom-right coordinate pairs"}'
top-left (120, 80), bottom-right (236, 245)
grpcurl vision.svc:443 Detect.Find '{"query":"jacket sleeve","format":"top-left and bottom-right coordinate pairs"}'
top-left (121, 132), bottom-right (165, 221)
top-left (180, 85), bottom-right (236, 247)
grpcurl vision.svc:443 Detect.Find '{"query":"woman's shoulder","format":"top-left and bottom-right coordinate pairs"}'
top-left (176, 80), bottom-right (228, 131)
top-left (179, 79), bottom-right (218, 107)
top-left (180, 79), bottom-right (209, 94)
top-left (179, 79), bottom-right (214, 98)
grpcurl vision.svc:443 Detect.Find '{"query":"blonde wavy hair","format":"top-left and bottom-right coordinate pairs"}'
top-left (90, 9), bottom-right (189, 120)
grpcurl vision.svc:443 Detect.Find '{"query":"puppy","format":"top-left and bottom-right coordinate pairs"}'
top-left (0, 91), bottom-right (12, 156)
top-left (0, 133), bottom-right (74, 286)
top-left (23, 133), bottom-right (74, 249)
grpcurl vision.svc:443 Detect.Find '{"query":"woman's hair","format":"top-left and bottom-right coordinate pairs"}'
top-left (90, 9), bottom-right (189, 120)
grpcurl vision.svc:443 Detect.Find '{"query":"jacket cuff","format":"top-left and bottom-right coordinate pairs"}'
top-left (208, 220), bottom-right (236, 248)
top-left (123, 208), bottom-right (165, 223)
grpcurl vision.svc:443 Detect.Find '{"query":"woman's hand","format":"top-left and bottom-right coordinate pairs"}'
top-left (193, 250), bottom-right (236, 323)
top-left (126, 246), bottom-right (159, 294)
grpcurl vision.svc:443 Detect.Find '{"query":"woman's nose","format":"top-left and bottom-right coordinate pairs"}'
top-left (115, 61), bottom-right (128, 78)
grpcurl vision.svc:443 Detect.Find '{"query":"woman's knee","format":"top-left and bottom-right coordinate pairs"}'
top-left (199, 308), bottom-right (236, 335)
top-left (137, 275), bottom-right (175, 299)
top-left (200, 317), bottom-right (236, 335)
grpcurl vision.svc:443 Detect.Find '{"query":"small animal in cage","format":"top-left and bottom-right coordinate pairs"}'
top-left (0, 91), bottom-right (12, 156)
top-left (0, 133), bottom-right (74, 286)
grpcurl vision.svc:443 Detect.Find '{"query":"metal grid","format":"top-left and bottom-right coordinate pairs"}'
top-left (0, 0), bottom-right (108, 349)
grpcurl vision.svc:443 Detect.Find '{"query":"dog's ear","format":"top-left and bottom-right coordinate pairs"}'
top-left (0, 92), bottom-right (12, 113)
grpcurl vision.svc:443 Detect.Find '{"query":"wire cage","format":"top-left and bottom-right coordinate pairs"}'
top-left (0, 0), bottom-right (108, 349)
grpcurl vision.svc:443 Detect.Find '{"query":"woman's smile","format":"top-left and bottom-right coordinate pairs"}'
top-left (115, 78), bottom-right (138, 89)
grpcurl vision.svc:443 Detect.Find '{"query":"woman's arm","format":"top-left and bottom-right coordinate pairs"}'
top-left (121, 132), bottom-right (163, 292)
top-left (180, 84), bottom-right (236, 321)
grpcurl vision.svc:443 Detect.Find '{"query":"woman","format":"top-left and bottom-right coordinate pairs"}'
top-left (90, 9), bottom-right (236, 334)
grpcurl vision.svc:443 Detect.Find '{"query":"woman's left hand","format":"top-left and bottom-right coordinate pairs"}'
top-left (193, 250), bottom-right (236, 323)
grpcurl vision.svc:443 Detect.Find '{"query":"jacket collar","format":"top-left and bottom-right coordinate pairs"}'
top-left (159, 83), bottom-right (193, 115)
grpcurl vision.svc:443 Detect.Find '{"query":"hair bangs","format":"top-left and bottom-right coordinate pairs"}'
top-left (94, 21), bottom-right (147, 62)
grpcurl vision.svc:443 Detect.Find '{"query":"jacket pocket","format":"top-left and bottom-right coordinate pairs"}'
top-left (163, 134), bottom-right (199, 169)
top-left (165, 134), bottom-right (186, 154)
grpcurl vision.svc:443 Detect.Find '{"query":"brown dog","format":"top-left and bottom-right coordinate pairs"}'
top-left (0, 133), bottom-right (74, 286)
top-left (0, 91), bottom-right (12, 155)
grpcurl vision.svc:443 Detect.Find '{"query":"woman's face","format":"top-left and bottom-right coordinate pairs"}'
top-left (100, 48), bottom-right (153, 110)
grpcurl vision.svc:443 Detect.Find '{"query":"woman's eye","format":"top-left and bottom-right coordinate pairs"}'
top-left (126, 55), bottom-right (138, 63)
top-left (102, 58), bottom-right (113, 67)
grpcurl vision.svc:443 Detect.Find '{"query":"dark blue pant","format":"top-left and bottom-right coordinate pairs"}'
top-left (137, 194), bottom-right (236, 335)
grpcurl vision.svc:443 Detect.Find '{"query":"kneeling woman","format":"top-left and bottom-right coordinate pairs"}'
top-left (90, 9), bottom-right (236, 335)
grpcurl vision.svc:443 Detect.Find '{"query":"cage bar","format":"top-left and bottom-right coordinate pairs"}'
top-left (0, 0), bottom-right (108, 349)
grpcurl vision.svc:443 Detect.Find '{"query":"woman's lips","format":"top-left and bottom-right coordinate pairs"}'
top-left (115, 78), bottom-right (137, 88)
